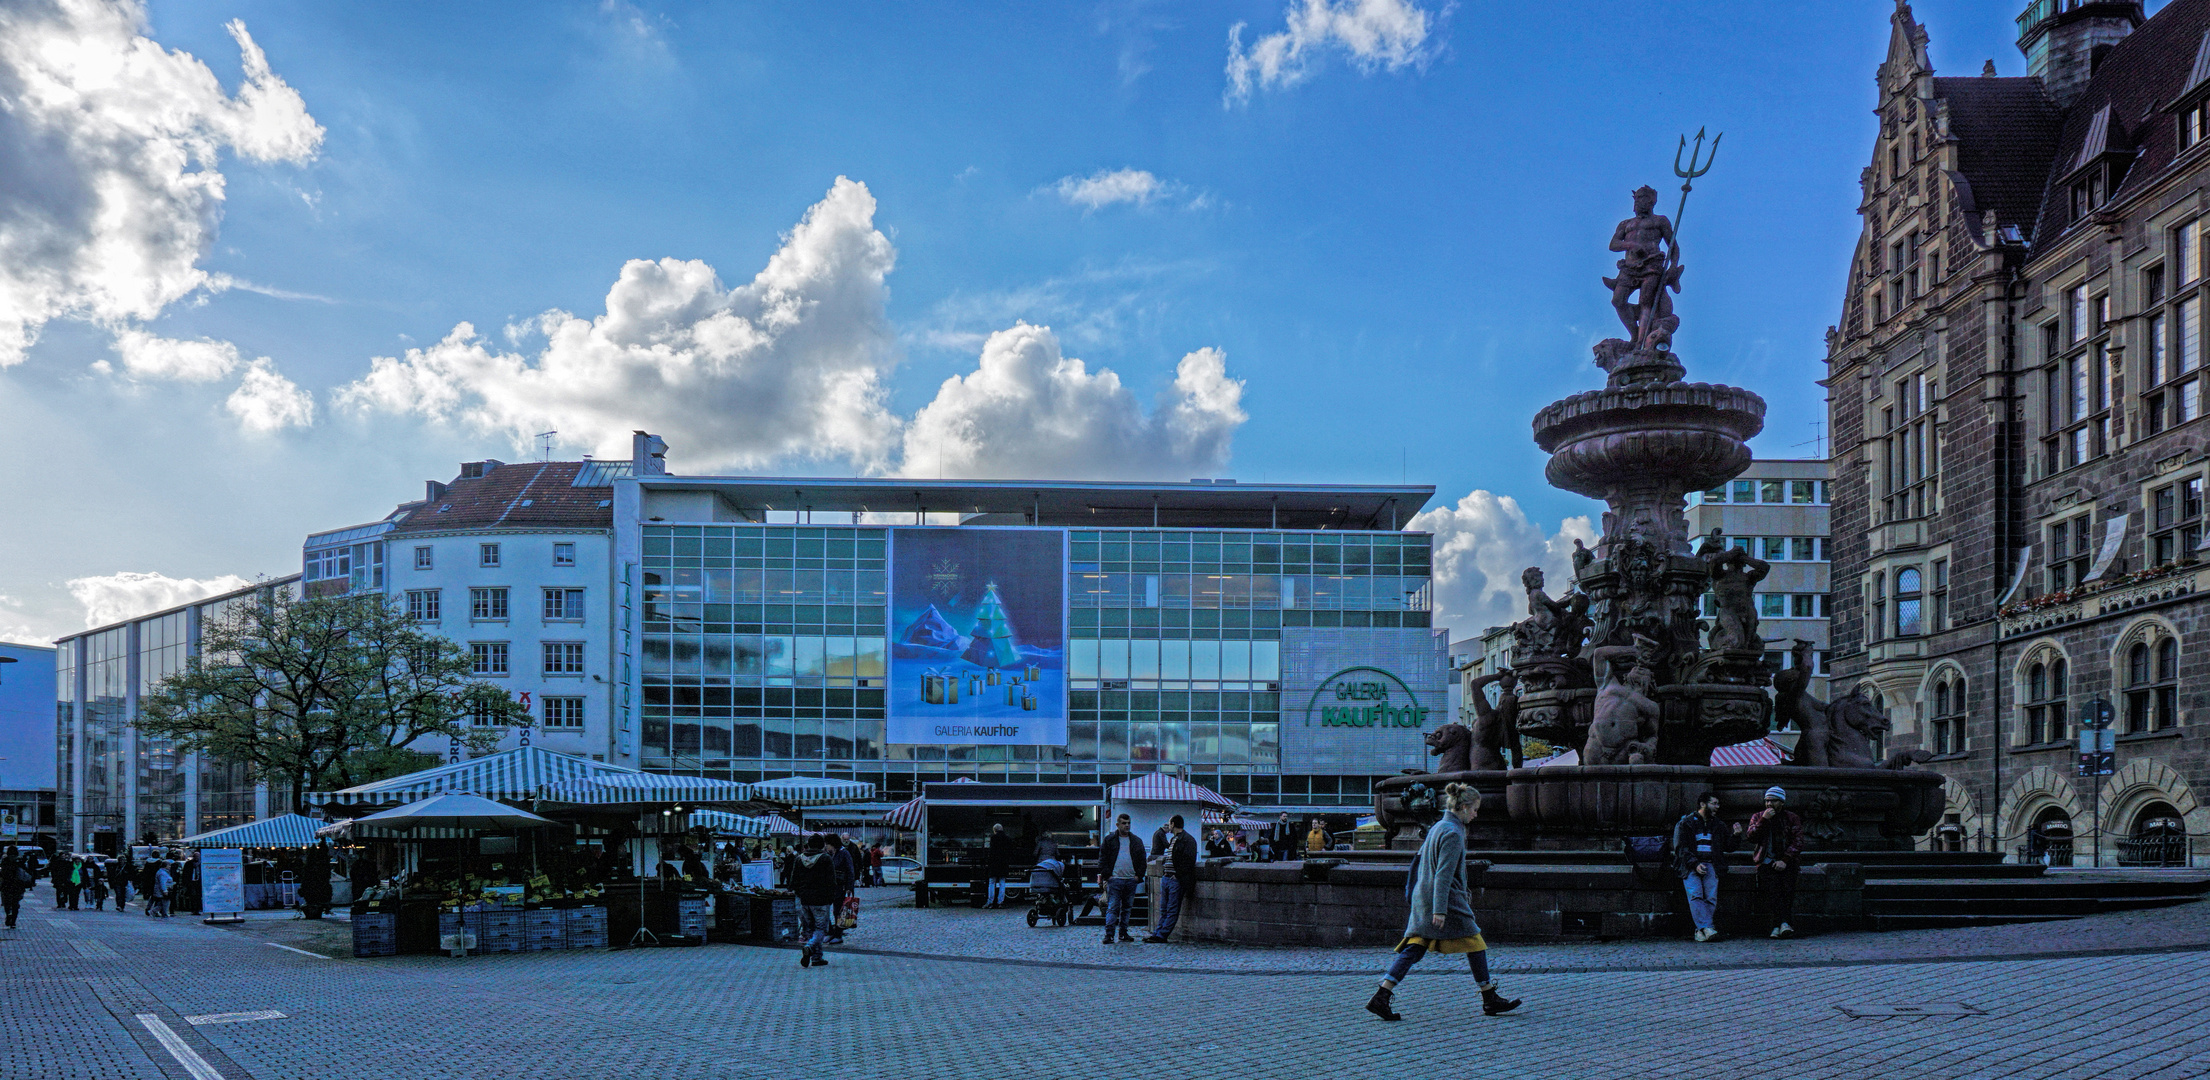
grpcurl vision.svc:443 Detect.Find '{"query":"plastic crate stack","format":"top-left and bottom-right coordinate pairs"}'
top-left (564, 906), bottom-right (608, 948)
top-left (765, 896), bottom-right (802, 941)
top-left (351, 911), bottom-right (398, 958)
top-left (436, 909), bottom-right (481, 955)
top-left (479, 906), bottom-right (524, 954)
top-left (523, 909), bottom-right (566, 952)
top-left (677, 896), bottom-right (711, 940)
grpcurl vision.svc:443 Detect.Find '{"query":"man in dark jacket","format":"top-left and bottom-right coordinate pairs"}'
top-left (1273, 813), bottom-right (1297, 861)
top-left (1745, 786), bottom-right (1807, 938)
top-left (984, 824), bottom-right (1013, 908)
top-left (1, 846), bottom-right (29, 928)
top-left (1096, 814), bottom-right (1145, 944)
top-left (822, 833), bottom-right (853, 943)
top-left (1144, 815), bottom-right (1199, 943)
top-left (300, 842), bottom-right (331, 920)
top-left (1671, 793), bottom-right (1741, 942)
top-left (791, 837), bottom-right (842, 968)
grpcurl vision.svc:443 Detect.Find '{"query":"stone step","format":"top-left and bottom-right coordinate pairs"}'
top-left (1865, 875), bottom-right (2210, 901)
top-left (1862, 894), bottom-right (2203, 918)
top-left (1866, 913), bottom-right (2081, 932)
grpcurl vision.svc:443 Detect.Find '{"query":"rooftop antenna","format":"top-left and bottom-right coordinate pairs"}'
top-left (536, 431), bottom-right (557, 462)
top-left (1790, 419), bottom-right (1829, 459)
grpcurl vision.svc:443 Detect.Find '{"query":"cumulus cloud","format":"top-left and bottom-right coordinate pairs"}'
top-left (1411, 491), bottom-right (1596, 638)
top-left (901, 323), bottom-right (1245, 481)
top-left (1054, 168), bottom-right (1165, 210)
top-left (109, 329), bottom-right (241, 381)
top-left (1225, 0), bottom-right (1438, 104)
top-left (67, 571), bottom-right (253, 629)
top-left (0, 3), bottom-right (323, 365)
top-left (336, 176), bottom-right (903, 471)
top-left (226, 358), bottom-right (314, 431)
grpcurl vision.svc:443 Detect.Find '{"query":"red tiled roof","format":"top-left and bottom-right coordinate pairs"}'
top-left (389, 461), bottom-right (613, 535)
top-left (2030, 0), bottom-right (2210, 244)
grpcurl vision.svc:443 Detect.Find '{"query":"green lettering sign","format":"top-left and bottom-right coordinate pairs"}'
top-left (1304, 667), bottom-right (1431, 730)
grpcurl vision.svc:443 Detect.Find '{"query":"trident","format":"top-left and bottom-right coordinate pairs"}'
top-left (1672, 127), bottom-right (1722, 237)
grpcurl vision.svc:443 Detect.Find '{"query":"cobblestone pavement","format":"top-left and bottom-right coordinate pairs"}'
top-left (3, 889), bottom-right (2207, 1080)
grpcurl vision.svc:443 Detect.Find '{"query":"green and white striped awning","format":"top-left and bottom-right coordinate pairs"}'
top-left (749, 776), bottom-right (876, 806)
top-left (537, 773), bottom-right (759, 807)
top-left (178, 813), bottom-right (325, 849)
top-left (308, 746), bottom-right (642, 808)
top-left (687, 811), bottom-right (772, 837)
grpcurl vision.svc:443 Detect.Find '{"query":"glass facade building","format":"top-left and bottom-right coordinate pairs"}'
top-left (626, 476), bottom-right (1441, 810)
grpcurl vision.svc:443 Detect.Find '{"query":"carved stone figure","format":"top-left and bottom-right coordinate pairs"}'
top-left (1693, 527), bottom-right (1727, 557)
top-left (1705, 544), bottom-right (1771, 650)
top-left (1464, 670), bottom-right (1519, 771)
top-left (1603, 186), bottom-right (1683, 350)
top-left (1571, 537), bottom-right (1595, 574)
top-left (1512, 567), bottom-right (1572, 660)
top-left (1423, 720), bottom-right (1474, 775)
top-left (1585, 637), bottom-right (1662, 766)
top-left (1557, 591), bottom-right (1592, 660)
top-left (1824, 683), bottom-right (1891, 770)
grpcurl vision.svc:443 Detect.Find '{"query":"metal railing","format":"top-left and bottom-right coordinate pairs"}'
top-left (2116, 836), bottom-right (2192, 869)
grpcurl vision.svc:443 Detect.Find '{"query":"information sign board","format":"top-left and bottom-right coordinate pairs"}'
top-left (201, 847), bottom-right (245, 918)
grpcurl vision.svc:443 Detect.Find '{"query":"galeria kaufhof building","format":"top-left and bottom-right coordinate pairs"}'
top-left (619, 475), bottom-right (1446, 810)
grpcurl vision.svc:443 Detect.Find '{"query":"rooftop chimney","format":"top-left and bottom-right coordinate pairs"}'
top-left (2016, 0), bottom-right (2142, 109)
top-left (458, 459), bottom-right (502, 480)
top-left (632, 430), bottom-right (668, 477)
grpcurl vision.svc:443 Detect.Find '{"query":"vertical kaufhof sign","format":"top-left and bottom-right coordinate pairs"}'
top-left (1277, 627), bottom-right (1449, 774)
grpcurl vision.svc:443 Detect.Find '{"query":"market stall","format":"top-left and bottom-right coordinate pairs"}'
top-left (349, 794), bottom-right (568, 958)
top-left (905, 782), bottom-right (1103, 907)
top-left (177, 813), bottom-right (343, 913)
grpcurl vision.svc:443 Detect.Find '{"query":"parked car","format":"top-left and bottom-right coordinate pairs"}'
top-left (876, 856), bottom-right (922, 885)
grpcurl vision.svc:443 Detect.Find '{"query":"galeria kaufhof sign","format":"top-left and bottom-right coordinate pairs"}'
top-left (1307, 667), bottom-right (1431, 729)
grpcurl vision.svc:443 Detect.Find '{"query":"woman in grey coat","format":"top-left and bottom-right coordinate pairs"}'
top-left (1365, 782), bottom-right (1521, 1021)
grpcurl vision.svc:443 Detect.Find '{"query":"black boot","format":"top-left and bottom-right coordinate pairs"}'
top-left (1480, 983), bottom-right (1522, 1016)
top-left (1365, 985), bottom-right (1401, 1021)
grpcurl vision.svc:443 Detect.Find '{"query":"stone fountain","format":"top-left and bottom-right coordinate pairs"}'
top-left (1373, 184), bottom-right (1942, 851)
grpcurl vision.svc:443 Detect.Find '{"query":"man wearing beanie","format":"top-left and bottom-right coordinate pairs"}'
top-left (1745, 786), bottom-right (1805, 938)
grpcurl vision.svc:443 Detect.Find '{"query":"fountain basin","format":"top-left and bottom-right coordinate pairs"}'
top-left (1504, 765), bottom-right (1944, 848)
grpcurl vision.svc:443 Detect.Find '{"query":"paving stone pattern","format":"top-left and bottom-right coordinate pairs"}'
top-left (2, 888), bottom-right (2206, 1079)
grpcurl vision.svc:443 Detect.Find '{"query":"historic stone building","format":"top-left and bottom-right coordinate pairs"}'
top-left (1827, 0), bottom-right (2209, 866)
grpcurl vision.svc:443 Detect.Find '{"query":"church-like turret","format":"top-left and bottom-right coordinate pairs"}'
top-left (2016, 0), bottom-right (2143, 108)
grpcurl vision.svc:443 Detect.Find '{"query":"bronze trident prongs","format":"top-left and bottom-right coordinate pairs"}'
top-left (1672, 127), bottom-right (1722, 237)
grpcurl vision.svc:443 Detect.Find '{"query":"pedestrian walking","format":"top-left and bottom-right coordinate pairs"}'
top-left (300, 841), bottom-right (331, 920)
top-left (138, 859), bottom-right (159, 917)
top-left (1273, 813), bottom-right (1297, 861)
top-left (1365, 782), bottom-right (1520, 1021)
top-left (1144, 815), bottom-right (1197, 943)
top-left (1306, 818), bottom-right (1330, 857)
top-left (113, 851), bottom-right (134, 909)
top-left (1745, 786), bottom-right (1806, 939)
top-left (1, 847), bottom-right (29, 929)
top-left (1672, 792), bottom-right (1741, 942)
top-left (87, 860), bottom-right (110, 911)
top-left (868, 844), bottom-right (885, 888)
top-left (984, 826), bottom-right (1012, 908)
top-left (152, 862), bottom-right (175, 918)
top-left (1097, 813), bottom-right (1145, 944)
top-left (792, 836), bottom-right (841, 968)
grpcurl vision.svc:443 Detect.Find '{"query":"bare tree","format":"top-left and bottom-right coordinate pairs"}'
top-left (137, 591), bottom-right (527, 813)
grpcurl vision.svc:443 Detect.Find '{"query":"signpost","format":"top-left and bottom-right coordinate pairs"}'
top-left (2076, 696), bottom-right (2115, 868)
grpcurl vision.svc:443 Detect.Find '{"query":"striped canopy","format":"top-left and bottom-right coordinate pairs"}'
top-left (882, 776), bottom-right (972, 830)
top-left (179, 813), bottom-right (324, 849)
top-left (749, 776), bottom-right (876, 806)
top-left (1202, 809), bottom-right (1269, 828)
top-left (538, 773), bottom-right (758, 807)
top-left (355, 793), bottom-right (559, 831)
top-left (1108, 774), bottom-right (1236, 809)
top-left (687, 810), bottom-right (772, 837)
top-left (760, 815), bottom-right (805, 836)
top-left (1710, 738), bottom-right (1788, 768)
top-left (310, 746), bottom-right (640, 808)
top-left (1523, 748), bottom-right (1581, 768)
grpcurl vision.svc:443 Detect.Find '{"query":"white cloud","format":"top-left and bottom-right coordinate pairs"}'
top-left (337, 176), bottom-right (902, 471)
top-left (1225, 0), bottom-right (1438, 104)
top-left (1054, 168), bottom-right (1164, 210)
top-left (0, 4), bottom-right (323, 365)
top-left (1411, 490), bottom-right (1596, 638)
top-left (66, 571), bottom-right (253, 630)
top-left (225, 358), bottom-right (314, 431)
top-left (110, 329), bottom-right (241, 381)
top-left (900, 323), bottom-right (1245, 481)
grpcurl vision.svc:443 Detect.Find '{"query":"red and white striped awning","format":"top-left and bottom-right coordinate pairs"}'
top-left (881, 777), bottom-right (973, 830)
top-left (1203, 809), bottom-right (1269, 828)
top-left (1108, 774), bottom-right (1236, 809)
top-left (1710, 738), bottom-right (1789, 768)
top-left (1522, 748), bottom-right (1581, 768)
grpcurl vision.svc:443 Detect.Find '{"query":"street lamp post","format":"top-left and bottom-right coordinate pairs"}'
top-left (2077, 695), bottom-right (2115, 868)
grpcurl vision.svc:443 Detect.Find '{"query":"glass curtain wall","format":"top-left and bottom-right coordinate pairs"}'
top-left (135, 612), bottom-right (190, 840)
top-left (82, 628), bottom-right (129, 849)
top-left (55, 642), bottom-right (75, 839)
top-left (638, 525), bottom-right (1435, 808)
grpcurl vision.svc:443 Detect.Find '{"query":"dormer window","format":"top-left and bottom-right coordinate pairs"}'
top-left (2069, 171), bottom-right (2105, 219)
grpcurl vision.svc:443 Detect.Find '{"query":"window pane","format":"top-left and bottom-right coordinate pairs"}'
top-left (1790, 480), bottom-right (1814, 504)
top-left (1896, 598), bottom-right (1921, 635)
top-left (1760, 480), bottom-right (1784, 503)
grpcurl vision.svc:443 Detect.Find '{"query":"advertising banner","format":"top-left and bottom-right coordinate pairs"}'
top-left (887, 528), bottom-right (1068, 745)
top-left (1277, 627), bottom-right (1450, 773)
top-left (201, 847), bottom-right (245, 917)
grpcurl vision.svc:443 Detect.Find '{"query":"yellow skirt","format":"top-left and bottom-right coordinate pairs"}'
top-left (1397, 933), bottom-right (1486, 954)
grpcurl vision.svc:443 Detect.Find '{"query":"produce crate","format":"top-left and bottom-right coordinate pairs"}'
top-left (752, 896), bottom-right (802, 942)
top-left (351, 912), bottom-right (397, 958)
top-left (524, 910), bottom-right (566, 951)
top-left (677, 897), bottom-right (711, 939)
top-left (436, 911), bottom-right (483, 955)
top-left (564, 906), bottom-right (608, 949)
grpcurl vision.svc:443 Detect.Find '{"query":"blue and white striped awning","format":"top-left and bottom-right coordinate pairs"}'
top-left (537, 772), bottom-right (758, 807)
top-left (178, 813), bottom-right (325, 849)
top-left (309, 746), bottom-right (641, 808)
top-left (687, 811), bottom-right (772, 837)
top-left (749, 776), bottom-right (876, 806)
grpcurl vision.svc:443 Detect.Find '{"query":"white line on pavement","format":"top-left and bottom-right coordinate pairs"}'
top-left (263, 941), bottom-right (330, 959)
top-left (134, 1014), bottom-right (225, 1080)
top-left (185, 1010), bottom-right (287, 1026)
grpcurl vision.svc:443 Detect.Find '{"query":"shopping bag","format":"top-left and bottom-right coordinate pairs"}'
top-left (837, 896), bottom-right (860, 929)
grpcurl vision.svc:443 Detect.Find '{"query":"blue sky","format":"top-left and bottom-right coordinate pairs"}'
top-left (0, 0), bottom-right (2099, 641)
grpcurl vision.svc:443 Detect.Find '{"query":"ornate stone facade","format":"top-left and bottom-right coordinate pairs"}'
top-left (1826, 0), bottom-right (2210, 865)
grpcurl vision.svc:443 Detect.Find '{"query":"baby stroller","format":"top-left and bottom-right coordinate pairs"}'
top-left (1024, 859), bottom-right (1075, 927)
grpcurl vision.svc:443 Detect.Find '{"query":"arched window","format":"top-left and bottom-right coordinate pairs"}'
top-left (2024, 656), bottom-right (2068, 745)
top-left (1895, 567), bottom-right (1924, 636)
top-left (2124, 635), bottom-right (2179, 734)
top-left (2029, 806), bottom-right (2075, 867)
top-left (1930, 676), bottom-right (1965, 755)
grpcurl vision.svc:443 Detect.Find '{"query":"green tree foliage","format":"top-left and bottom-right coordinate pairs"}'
top-left (136, 591), bottom-right (528, 813)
